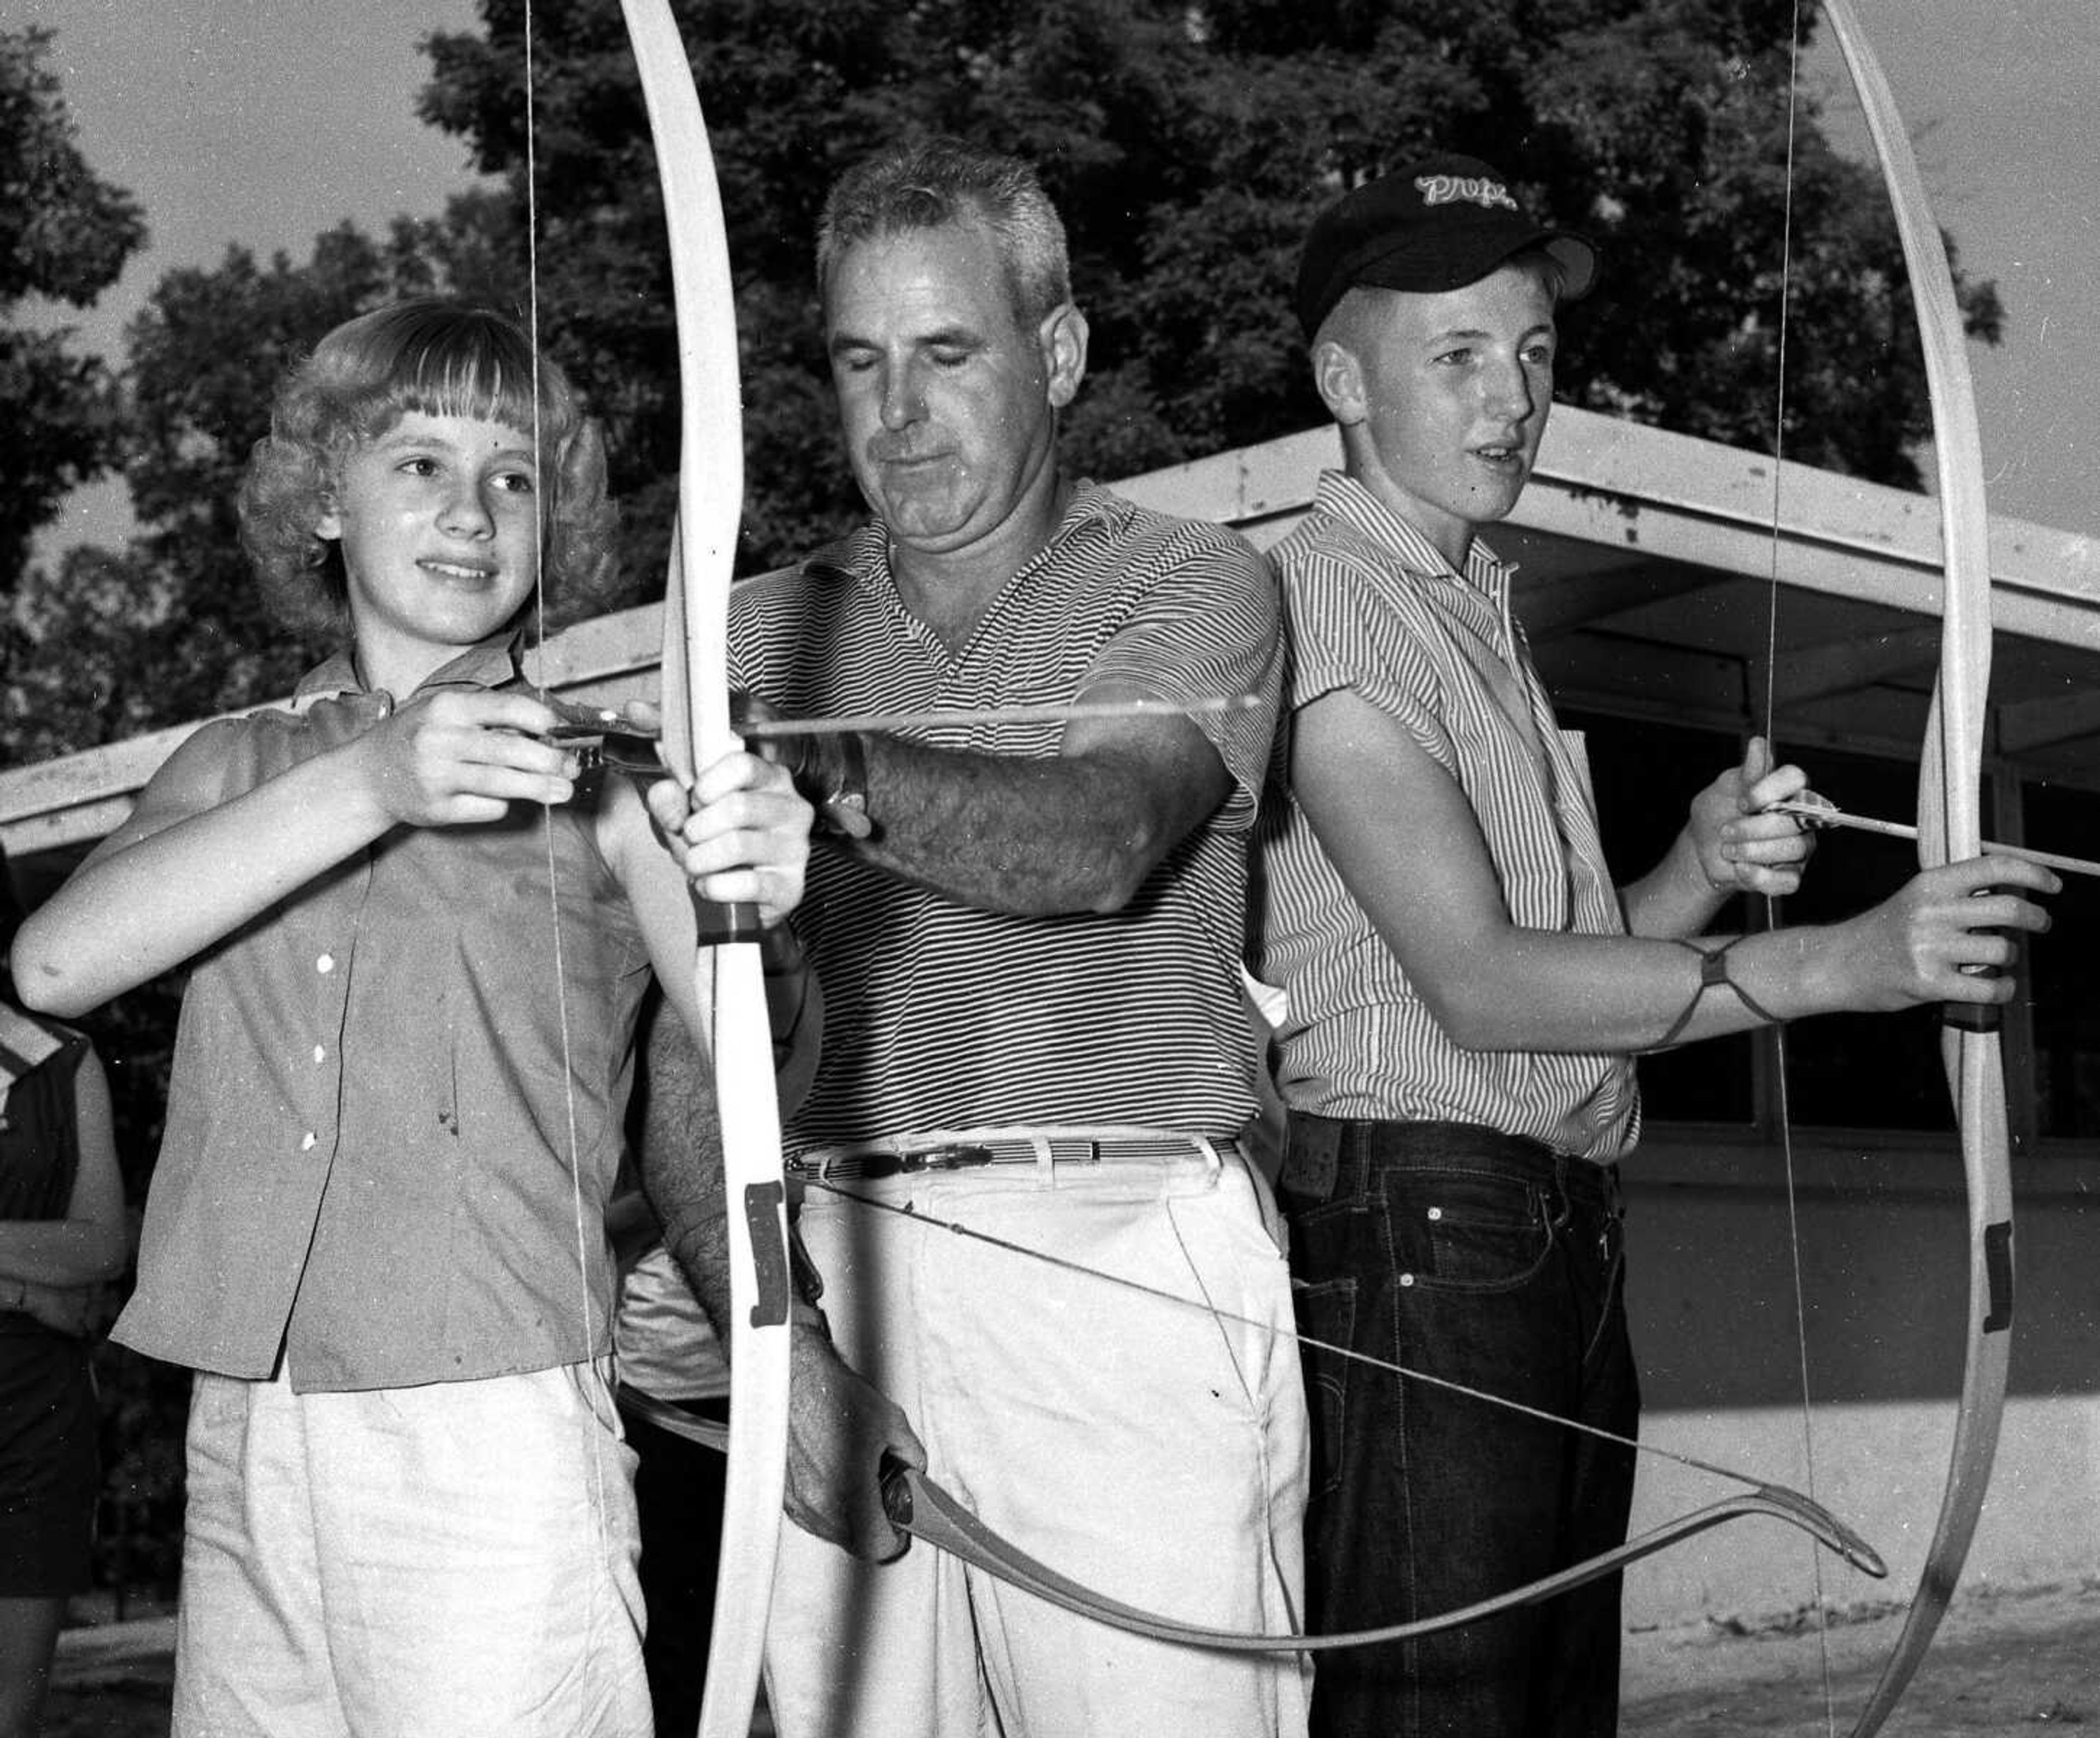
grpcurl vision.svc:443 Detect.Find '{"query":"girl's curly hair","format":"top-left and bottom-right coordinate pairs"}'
top-left (238, 300), bottom-right (621, 642)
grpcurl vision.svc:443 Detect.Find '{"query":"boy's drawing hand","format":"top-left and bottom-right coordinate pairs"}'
top-left (1687, 736), bottom-right (1817, 897)
top-left (357, 691), bottom-right (577, 826)
top-left (1821, 854), bottom-right (2058, 1011)
top-left (645, 753), bottom-right (813, 928)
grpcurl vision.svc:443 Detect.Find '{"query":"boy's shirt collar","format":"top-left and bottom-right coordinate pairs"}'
top-left (1313, 470), bottom-right (1516, 598)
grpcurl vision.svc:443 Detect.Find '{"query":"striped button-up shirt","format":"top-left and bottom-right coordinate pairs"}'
top-left (729, 483), bottom-right (1282, 1152)
top-left (1250, 471), bottom-right (1638, 1162)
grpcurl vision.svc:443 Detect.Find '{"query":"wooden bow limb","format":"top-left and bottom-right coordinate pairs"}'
top-left (790, 1175), bottom-right (1886, 1637)
top-left (1768, 798), bottom-right (2100, 879)
top-left (614, 1386), bottom-right (1885, 1654)
top-left (1817, 5), bottom-right (2015, 1731)
top-left (614, 5), bottom-right (794, 1736)
top-left (882, 1461), bottom-right (1877, 1654)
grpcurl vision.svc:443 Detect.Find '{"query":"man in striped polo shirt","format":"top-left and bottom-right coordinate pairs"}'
top-left (1248, 156), bottom-right (2056, 1736)
top-left (658, 136), bottom-right (1311, 1737)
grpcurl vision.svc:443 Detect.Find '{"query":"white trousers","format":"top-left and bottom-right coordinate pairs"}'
top-left (172, 1358), bottom-right (649, 1738)
top-left (766, 1144), bottom-right (1313, 1738)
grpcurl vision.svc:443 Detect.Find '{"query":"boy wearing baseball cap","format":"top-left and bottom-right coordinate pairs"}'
top-left (1250, 156), bottom-right (2052, 1734)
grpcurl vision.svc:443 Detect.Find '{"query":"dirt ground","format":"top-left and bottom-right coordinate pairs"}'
top-left (45, 1582), bottom-right (2100, 1735)
top-left (1621, 1580), bottom-right (2100, 1733)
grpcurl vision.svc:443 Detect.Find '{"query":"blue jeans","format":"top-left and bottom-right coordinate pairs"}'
top-left (1279, 1116), bottom-right (1638, 1738)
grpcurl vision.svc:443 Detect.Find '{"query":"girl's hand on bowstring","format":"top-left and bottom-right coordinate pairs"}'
top-left (356, 690), bottom-right (577, 827)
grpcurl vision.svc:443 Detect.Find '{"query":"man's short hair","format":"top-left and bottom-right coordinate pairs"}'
top-left (816, 136), bottom-right (1072, 329)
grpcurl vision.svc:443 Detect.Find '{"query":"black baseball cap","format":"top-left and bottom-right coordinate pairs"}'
top-left (1296, 153), bottom-right (1597, 340)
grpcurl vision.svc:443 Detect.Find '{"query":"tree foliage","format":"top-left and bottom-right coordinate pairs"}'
top-left (4, 205), bottom-right (520, 765)
top-left (0, 26), bottom-right (146, 595)
top-left (6, 0), bottom-right (2004, 757)
top-left (410, 0), bottom-right (2000, 588)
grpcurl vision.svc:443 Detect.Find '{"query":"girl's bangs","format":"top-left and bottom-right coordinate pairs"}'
top-left (390, 334), bottom-right (542, 436)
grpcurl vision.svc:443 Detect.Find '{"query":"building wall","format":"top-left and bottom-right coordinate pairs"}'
top-left (1619, 1131), bottom-right (2100, 1632)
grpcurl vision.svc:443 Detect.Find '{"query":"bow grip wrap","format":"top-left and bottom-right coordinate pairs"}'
top-left (879, 1450), bottom-right (917, 1531)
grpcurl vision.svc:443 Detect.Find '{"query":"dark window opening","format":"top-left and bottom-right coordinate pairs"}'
top-left (1562, 714), bottom-right (2063, 1138)
top-left (2024, 779), bottom-right (2100, 1140)
top-left (1561, 710), bottom-right (1754, 1125)
top-left (1765, 747), bottom-right (1980, 1133)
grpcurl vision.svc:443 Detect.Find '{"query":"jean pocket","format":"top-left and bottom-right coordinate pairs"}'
top-left (1292, 1275), bottom-right (1355, 1501)
top-left (1385, 1170), bottom-right (1553, 1294)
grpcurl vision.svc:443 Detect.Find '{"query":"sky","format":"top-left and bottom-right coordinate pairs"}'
top-left (25, 0), bottom-right (488, 557)
top-left (1811, 0), bottom-right (2100, 547)
top-left (20, 0), bottom-right (2100, 556)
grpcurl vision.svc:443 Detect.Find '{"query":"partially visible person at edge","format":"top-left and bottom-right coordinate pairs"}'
top-left (10, 300), bottom-right (813, 1738)
top-left (1246, 155), bottom-right (2058, 1738)
top-left (0, 877), bottom-right (127, 1738)
top-left (645, 135), bottom-right (1310, 1738)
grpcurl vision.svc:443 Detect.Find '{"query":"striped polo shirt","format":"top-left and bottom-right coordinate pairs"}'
top-left (728, 482), bottom-right (1283, 1154)
top-left (1249, 470), bottom-right (1638, 1162)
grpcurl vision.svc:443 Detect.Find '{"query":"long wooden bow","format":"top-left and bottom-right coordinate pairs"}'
top-left (615, 1383), bottom-right (1885, 1654)
top-left (883, 1460), bottom-right (1881, 1653)
top-left (785, 1173), bottom-right (1887, 1646)
top-left (1815, 5), bottom-right (2011, 1730)
top-left (615, 4), bottom-right (795, 1734)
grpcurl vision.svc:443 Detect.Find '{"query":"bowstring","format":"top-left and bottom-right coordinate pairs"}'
top-left (1765, 5), bottom-right (1839, 1725)
top-left (806, 1177), bottom-right (1854, 1507)
top-left (522, 0), bottom-right (615, 1559)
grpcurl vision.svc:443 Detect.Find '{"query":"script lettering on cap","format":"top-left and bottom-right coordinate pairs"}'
top-left (1414, 174), bottom-right (1519, 212)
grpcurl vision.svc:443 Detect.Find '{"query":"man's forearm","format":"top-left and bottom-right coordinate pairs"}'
top-left (836, 726), bottom-right (1226, 916)
top-left (636, 999), bottom-right (737, 1345)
